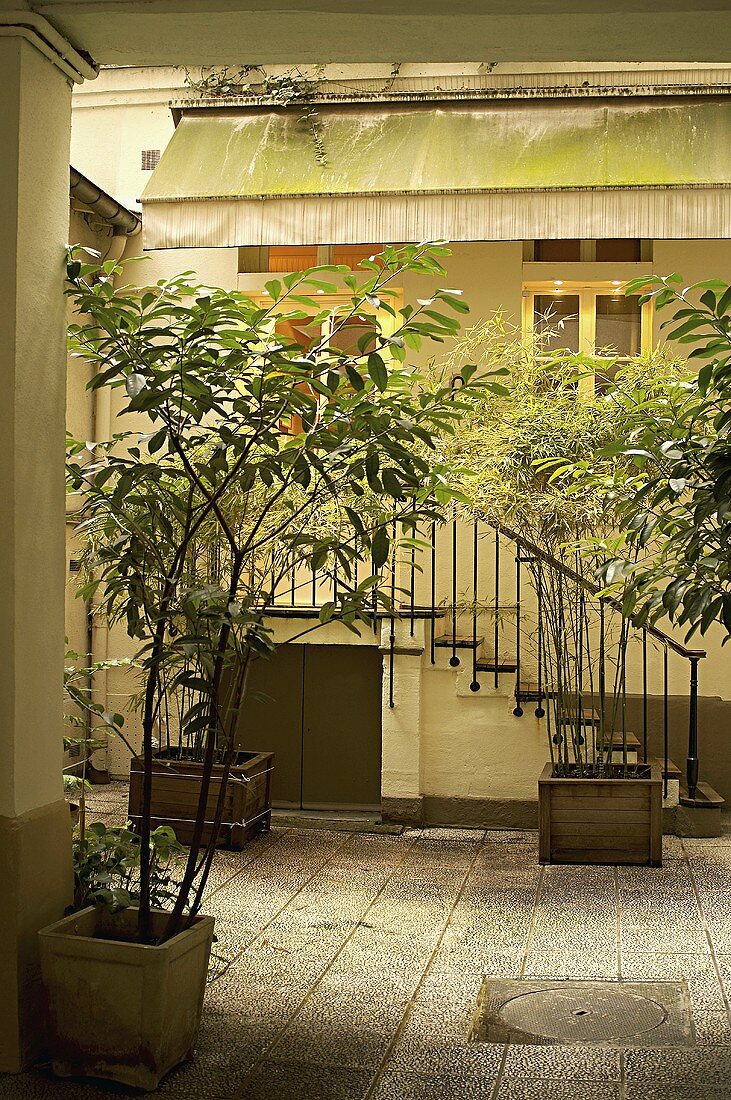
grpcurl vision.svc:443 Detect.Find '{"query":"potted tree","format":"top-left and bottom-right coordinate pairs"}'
top-left (438, 317), bottom-right (678, 865)
top-left (40, 243), bottom-right (479, 1089)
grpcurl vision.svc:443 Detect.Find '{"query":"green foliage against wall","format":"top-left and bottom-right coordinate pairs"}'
top-left (65, 242), bottom-right (488, 940)
top-left (559, 276), bottom-right (731, 640)
top-left (437, 312), bottom-right (684, 556)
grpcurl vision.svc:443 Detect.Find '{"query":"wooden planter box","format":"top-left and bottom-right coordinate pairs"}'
top-left (538, 762), bottom-right (662, 866)
top-left (129, 749), bottom-right (274, 850)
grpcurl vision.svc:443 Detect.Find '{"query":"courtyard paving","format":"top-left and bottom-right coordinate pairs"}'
top-left (5, 784), bottom-right (731, 1099)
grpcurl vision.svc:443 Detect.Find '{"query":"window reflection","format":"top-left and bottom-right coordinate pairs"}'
top-left (595, 295), bottom-right (641, 357)
top-left (533, 294), bottom-right (580, 353)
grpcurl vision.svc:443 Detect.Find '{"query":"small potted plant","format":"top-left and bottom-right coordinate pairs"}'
top-left (41, 243), bottom-right (479, 1088)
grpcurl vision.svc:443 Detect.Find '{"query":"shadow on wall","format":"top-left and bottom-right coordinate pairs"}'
top-left (617, 694), bottom-right (731, 803)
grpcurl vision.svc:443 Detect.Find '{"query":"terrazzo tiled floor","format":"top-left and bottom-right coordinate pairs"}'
top-left (5, 783), bottom-right (731, 1099)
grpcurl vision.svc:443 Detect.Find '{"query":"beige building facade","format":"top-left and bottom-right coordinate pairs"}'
top-left (63, 63), bottom-right (731, 827)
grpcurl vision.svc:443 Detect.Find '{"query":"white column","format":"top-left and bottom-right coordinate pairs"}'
top-left (0, 33), bottom-right (78, 1071)
top-left (380, 619), bottom-right (425, 823)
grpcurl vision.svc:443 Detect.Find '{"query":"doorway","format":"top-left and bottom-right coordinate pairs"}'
top-left (234, 644), bottom-right (383, 811)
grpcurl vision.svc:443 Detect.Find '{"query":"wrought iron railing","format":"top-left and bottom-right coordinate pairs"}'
top-left (264, 519), bottom-right (711, 807)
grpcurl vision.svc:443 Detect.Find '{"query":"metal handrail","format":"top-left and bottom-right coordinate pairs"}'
top-left (494, 520), bottom-right (706, 662)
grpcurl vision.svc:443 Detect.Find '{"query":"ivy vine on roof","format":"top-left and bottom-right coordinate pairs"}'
top-left (182, 64), bottom-right (328, 165)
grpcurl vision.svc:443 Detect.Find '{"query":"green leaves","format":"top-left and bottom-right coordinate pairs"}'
top-left (367, 352), bottom-right (388, 392)
top-left (371, 526), bottom-right (390, 570)
top-left (559, 273), bottom-right (731, 638)
top-left (65, 241), bottom-right (481, 925)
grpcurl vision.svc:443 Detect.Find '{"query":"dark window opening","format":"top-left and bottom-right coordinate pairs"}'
top-left (534, 240), bottom-right (581, 262)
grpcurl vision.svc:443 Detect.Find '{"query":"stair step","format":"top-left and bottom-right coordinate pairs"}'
top-left (475, 658), bottom-right (518, 674)
top-left (557, 709), bottom-right (600, 728)
top-left (434, 634), bottom-right (484, 649)
top-left (649, 756), bottom-right (682, 781)
top-left (596, 730), bottom-right (642, 751)
top-left (680, 782), bottom-right (725, 809)
top-left (517, 682), bottom-right (557, 701)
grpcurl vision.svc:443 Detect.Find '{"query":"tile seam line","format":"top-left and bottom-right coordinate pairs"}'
top-left (615, 865), bottom-right (623, 981)
top-left (520, 862), bottom-right (545, 978)
top-left (206, 828), bottom-right (357, 990)
top-left (363, 829), bottom-right (491, 1100)
top-left (204, 825), bottom-right (291, 903)
top-left (492, 851), bottom-right (545, 1099)
top-left (616, 867), bottom-right (626, 1099)
top-left (681, 836), bottom-right (731, 1027)
top-left (230, 827), bottom-right (426, 1098)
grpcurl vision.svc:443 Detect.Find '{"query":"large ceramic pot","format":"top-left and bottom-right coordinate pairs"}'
top-left (39, 905), bottom-right (214, 1090)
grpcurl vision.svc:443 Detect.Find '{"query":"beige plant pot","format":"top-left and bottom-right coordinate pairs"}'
top-left (39, 905), bottom-right (215, 1090)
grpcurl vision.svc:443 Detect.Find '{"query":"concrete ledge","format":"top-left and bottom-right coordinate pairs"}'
top-left (381, 796), bottom-right (423, 826)
top-left (422, 796), bottom-right (539, 830)
top-left (393, 796), bottom-right (724, 838)
top-left (674, 803), bottom-right (722, 838)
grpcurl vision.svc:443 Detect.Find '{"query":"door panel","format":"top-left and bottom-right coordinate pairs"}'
top-left (301, 646), bottom-right (382, 810)
top-left (234, 646), bottom-right (304, 807)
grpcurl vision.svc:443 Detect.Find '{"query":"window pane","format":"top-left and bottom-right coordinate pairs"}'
top-left (535, 239), bottom-right (581, 262)
top-left (533, 294), bottom-right (580, 353)
top-left (596, 238), bottom-right (641, 262)
top-left (595, 295), bottom-right (641, 356)
top-left (276, 316), bottom-right (321, 352)
top-left (333, 244), bottom-right (384, 268)
top-left (269, 246), bottom-right (318, 272)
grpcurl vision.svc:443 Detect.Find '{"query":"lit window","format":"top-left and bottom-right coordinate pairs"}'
top-left (271, 303), bottom-right (382, 435)
top-left (268, 246), bottom-right (318, 272)
top-left (523, 281), bottom-right (651, 364)
top-left (332, 244), bottom-right (384, 268)
top-left (328, 314), bottom-right (378, 356)
top-left (533, 293), bottom-right (580, 354)
top-left (595, 294), bottom-right (641, 357)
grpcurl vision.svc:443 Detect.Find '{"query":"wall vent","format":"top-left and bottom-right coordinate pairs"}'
top-left (141, 149), bottom-right (161, 171)
top-left (69, 559), bottom-right (81, 573)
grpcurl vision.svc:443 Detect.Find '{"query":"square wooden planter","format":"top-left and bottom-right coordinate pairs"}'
top-left (129, 749), bottom-right (274, 850)
top-left (538, 762), bottom-right (662, 866)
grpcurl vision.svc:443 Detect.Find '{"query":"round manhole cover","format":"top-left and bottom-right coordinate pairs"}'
top-left (498, 986), bottom-right (668, 1042)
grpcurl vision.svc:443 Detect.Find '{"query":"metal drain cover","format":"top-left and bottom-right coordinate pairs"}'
top-left (471, 979), bottom-right (695, 1048)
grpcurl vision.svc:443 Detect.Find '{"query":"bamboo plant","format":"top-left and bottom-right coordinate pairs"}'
top-left (436, 313), bottom-right (686, 776)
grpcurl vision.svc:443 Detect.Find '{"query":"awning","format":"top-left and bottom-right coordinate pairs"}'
top-left (141, 99), bottom-right (731, 248)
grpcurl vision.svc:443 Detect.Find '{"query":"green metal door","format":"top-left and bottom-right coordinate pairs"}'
top-left (235, 644), bottom-right (382, 811)
top-left (301, 645), bottom-right (383, 811)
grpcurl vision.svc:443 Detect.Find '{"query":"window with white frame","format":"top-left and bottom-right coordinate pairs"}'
top-left (522, 281), bottom-right (652, 361)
